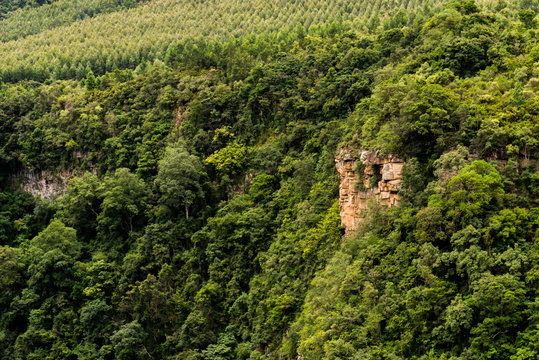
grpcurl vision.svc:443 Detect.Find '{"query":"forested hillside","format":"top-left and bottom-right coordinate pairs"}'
top-left (0, 0), bottom-right (143, 42)
top-left (0, 0), bottom-right (538, 359)
top-left (0, 0), bottom-right (456, 82)
top-left (0, 0), bottom-right (56, 18)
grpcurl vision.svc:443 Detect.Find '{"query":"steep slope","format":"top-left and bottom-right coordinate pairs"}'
top-left (0, 0), bottom-right (448, 82)
top-left (0, 0), bottom-right (57, 18)
top-left (0, 1), bottom-right (537, 360)
top-left (0, 0), bottom-right (143, 42)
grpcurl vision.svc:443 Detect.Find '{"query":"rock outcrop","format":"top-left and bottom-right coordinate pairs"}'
top-left (335, 148), bottom-right (404, 233)
top-left (11, 169), bottom-right (77, 199)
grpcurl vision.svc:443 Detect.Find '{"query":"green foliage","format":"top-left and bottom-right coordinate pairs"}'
top-left (0, 0), bottom-right (144, 42)
top-left (155, 146), bottom-right (205, 219)
top-left (248, 174), bottom-right (276, 202)
top-left (25, 220), bottom-right (81, 295)
top-left (0, 245), bottom-right (25, 304)
top-left (79, 299), bottom-right (112, 342)
top-left (0, 2), bottom-right (538, 359)
top-left (445, 160), bottom-right (504, 220)
top-left (0, 0), bottom-right (56, 18)
top-left (57, 173), bottom-right (102, 241)
top-left (97, 168), bottom-right (147, 237)
top-left (27, 219), bottom-right (80, 260)
top-left (0, 0), bottom-right (447, 82)
top-left (110, 321), bottom-right (149, 360)
top-left (519, 9), bottom-right (537, 28)
top-left (205, 142), bottom-right (249, 179)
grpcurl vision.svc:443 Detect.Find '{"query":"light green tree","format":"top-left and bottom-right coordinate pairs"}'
top-left (154, 146), bottom-right (204, 219)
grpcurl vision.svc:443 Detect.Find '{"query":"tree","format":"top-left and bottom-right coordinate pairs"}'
top-left (154, 146), bottom-right (204, 219)
top-left (248, 174), bottom-right (275, 202)
top-left (445, 161), bottom-right (504, 221)
top-left (26, 220), bottom-right (81, 296)
top-left (110, 321), bottom-right (150, 360)
top-left (97, 168), bottom-right (147, 238)
top-left (57, 172), bottom-right (103, 241)
top-left (519, 9), bottom-right (537, 29)
top-left (204, 142), bottom-right (248, 180)
top-left (27, 220), bottom-right (80, 261)
top-left (468, 273), bottom-right (526, 358)
top-left (80, 300), bottom-right (112, 342)
top-left (0, 246), bottom-right (25, 305)
top-left (84, 70), bottom-right (98, 91)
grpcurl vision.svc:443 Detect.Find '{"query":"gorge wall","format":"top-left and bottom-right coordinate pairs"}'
top-left (335, 149), bottom-right (403, 233)
top-left (11, 169), bottom-right (77, 199)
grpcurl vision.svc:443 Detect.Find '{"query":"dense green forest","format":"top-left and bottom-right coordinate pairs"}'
top-left (0, 0), bottom-right (456, 83)
top-left (0, 0), bottom-right (144, 41)
top-left (0, 0), bottom-right (538, 359)
top-left (0, 0), bottom-right (56, 18)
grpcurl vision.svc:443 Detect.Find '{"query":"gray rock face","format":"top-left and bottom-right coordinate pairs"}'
top-left (11, 169), bottom-right (75, 199)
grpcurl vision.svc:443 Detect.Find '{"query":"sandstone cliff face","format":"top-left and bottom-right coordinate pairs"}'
top-left (335, 149), bottom-right (403, 233)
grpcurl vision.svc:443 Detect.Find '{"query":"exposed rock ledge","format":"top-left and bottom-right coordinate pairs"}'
top-left (335, 148), bottom-right (403, 233)
top-left (11, 169), bottom-right (78, 199)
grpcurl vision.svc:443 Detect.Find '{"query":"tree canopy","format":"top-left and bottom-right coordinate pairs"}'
top-left (0, 0), bottom-right (538, 359)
